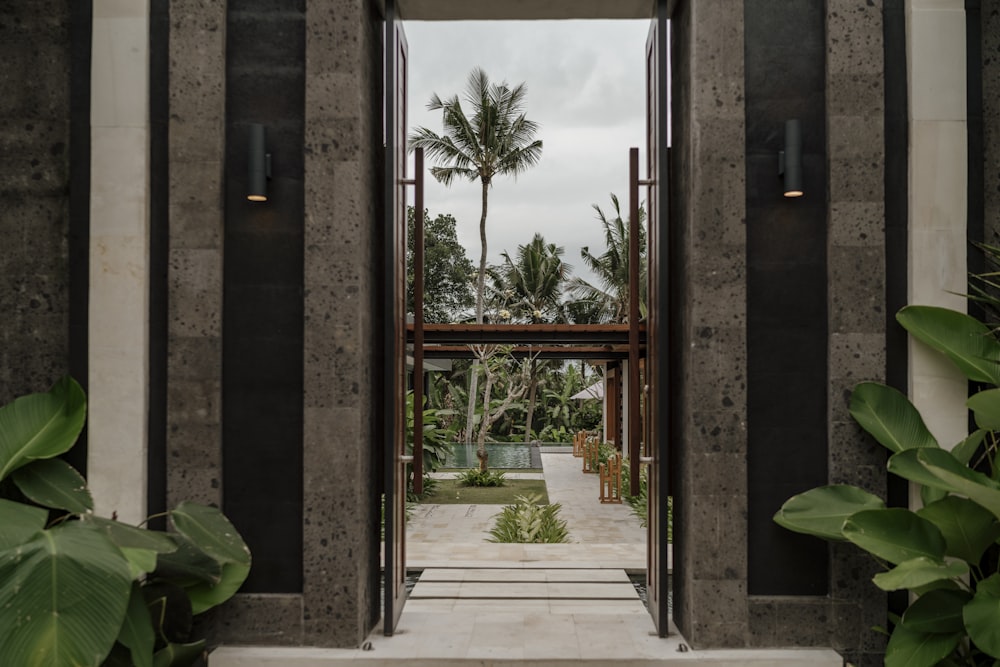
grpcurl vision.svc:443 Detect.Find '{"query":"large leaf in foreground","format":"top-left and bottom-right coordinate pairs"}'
top-left (12, 458), bottom-right (93, 513)
top-left (916, 448), bottom-right (1000, 522)
top-left (0, 498), bottom-right (48, 551)
top-left (897, 305), bottom-right (1000, 385)
top-left (872, 556), bottom-right (967, 591)
top-left (849, 382), bottom-right (938, 453)
top-left (843, 508), bottom-right (946, 565)
top-left (0, 376), bottom-right (86, 481)
top-left (964, 574), bottom-right (1000, 659)
top-left (170, 502), bottom-right (251, 613)
top-left (888, 449), bottom-right (955, 491)
top-left (0, 522), bottom-right (131, 667)
top-left (884, 623), bottom-right (961, 667)
top-left (917, 496), bottom-right (1000, 564)
top-left (901, 589), bottom-right (970, 634)
top-left (967, 388), bottom-right (1000, 431)
top-left (773, 485), bottom-right (885, 541)
top-left (84, 515), bottom-right (178, 554)
top-left (170, 502), bottom-right (251, 566)
top-left (118, 582), bottom-right (154, 667)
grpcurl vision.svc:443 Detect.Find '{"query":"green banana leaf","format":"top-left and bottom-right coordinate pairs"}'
top-left (871, 556), bottom-right (967, 591)
top-left (170, 502), bottom-right (251, 613)
top-left (773, 484), bottom-right (885, 541)
top-left (0, 497), bottom-right (48, 550)
top-left (888, 449), bottom-right (959, 492)
top-left (884, 623), bottom-right (962, 667)
top-left (897, 305), bottom-right (1000, 385)
top-left (12, 458), bottom-right (93, 514)
top-left (849, 382), bottom-right (938, 453)
top-left (0, 521), bottom-right (132, 667)
top-left (843, 508), bottom-right (946, 565)
top-left (916, 448), bottom-right (1000, 522)
top-left (967, 388), bottom-right (1000, 431)
top-left (117, 582), bottom-right (154, 667)
top-left (0, 376), bottom-right (86, 481)
top-left (901, 589), bottom-right (970, 634)
top-left (917, 496), bottom-right (1000, 564)
top-left (963, 574), bottom-right (1000, 659)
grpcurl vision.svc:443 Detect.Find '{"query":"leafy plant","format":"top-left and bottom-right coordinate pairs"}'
top-left (457, 468), bottom-right (506, 487)
top-left (0, 377), bottom-right (250, 667)
top-left (620, 462), bottom-right (673, 542)
top-left (487, 494), bottom-right (569, 543)
top-left (774, 305), bottom-right (1000, 667)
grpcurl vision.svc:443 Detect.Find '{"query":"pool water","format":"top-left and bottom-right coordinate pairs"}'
top-left (445, 443), bottom-right (541, 469)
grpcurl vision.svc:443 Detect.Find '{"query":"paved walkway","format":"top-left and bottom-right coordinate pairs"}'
top-left (407, 451), bottom-right (648, 570)
top-left (211, 451), bottom-right (842, 666)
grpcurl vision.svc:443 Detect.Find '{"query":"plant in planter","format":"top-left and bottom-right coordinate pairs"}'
top-left (0, 377), bottom-right (251, 667)
top-left (775, 306), bottom-right (1000, 667)
top-left (487, 493), bottom-right (569, 543)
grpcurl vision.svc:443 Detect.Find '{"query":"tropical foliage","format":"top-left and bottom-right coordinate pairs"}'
top-left (0, 377), bottom-right (249, 667)
top-left (487, 494), bottom-right (569, 544)
top-left (775, 305), bottom-right (1000, 667)
top-left (457, 469), bottom-right (506, 488)
top-left (568, 194), bottom-right (647, 323)
top-left (410, 67), bottom-right (544, 444)
top-left (406, 207), bottom-right (475, 323)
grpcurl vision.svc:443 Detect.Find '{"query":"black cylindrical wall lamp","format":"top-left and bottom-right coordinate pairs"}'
top-left (247, 124), bottom-right (271, 202)
top-left (779, 119), bottom-right (803, 198)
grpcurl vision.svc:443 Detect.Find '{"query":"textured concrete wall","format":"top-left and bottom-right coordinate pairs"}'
top-left (173, 0), bottom-right (383, 647)
top-left (166, 0), bottom-right (225, 511)
top-left (985, 1), bottom-right (1000, 244)
top-left (0, 2), bottom-right (72, 400)
top-left (672, 1), bottom-right (888, 662)
top-left (670, 0), bottom-right (749, 648)
top-left (301, 0), bottom-right (383, 646)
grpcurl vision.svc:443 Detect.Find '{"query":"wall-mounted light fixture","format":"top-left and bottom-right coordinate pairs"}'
top-left (247, 124), bottom-right (271, 202)
top-left (778, 119), bottom-right (803, 198)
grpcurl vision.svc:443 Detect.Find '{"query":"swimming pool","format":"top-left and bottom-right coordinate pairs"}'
top-left (445, 443), bottom-right (541, 469)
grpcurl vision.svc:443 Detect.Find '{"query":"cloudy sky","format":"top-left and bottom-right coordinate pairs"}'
top-left (404, 20), bottom-right (651, 286)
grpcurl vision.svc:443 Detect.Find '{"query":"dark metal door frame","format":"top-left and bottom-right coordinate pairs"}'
top-left (645, 0), bottom-right (672, 637)
top-left (383, 0), bottom-right (409, 635)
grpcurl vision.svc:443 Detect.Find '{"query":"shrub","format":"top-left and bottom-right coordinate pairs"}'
top-left (457, 468), bottom-right (506, 487)
top-left (621, 461), bottom-right (672, 542)
top-left (0, 377), bottom-right (250, 667)
top-left (488, 494), bottom-right (569, 543)
top-left (775, 305), bottom-right (1000, 665)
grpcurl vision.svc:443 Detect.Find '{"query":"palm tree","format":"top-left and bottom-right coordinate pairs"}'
top-left (567, 194), bottom-right (646, 324)
top-left (494, 233), bottom-right (570, 323)
top-left (491, 233), bottom-right (570, 441)
top-left (410, 67), bottom-right (543, 440)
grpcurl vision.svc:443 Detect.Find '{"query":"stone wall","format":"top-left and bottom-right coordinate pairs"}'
top-left (167, 0), bottom-right (226, 511)
top-left (301, 0), bottom-right (383, 646)
top-left (169, 0), bottom-right (384, 647)
top-left (671, 0), bottom-right (749, 647)
top-left (985, 1), bottom-right (1000, 244)
top-left (672, 1), bottom-right (888, 663)
top-left (0, 2), bottom-right (73, 400)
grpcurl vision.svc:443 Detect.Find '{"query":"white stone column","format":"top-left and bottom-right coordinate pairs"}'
top-left (906, 1), bottom-right (967, 465)
top-left (88, 0), bottom-right (151, 524)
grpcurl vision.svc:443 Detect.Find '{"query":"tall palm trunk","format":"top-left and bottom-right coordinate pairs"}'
top-left (465, 180), bottom-right (489, 457)
top-left (523, 357), bottom-right (538, 443)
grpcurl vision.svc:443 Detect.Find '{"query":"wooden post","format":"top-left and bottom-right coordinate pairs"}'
top-left (600, 454), bottom-right (622, 504)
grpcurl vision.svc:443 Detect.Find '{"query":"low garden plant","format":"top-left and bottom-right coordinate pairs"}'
top-left (0, 377), bottom-right (250, 667)
top-left (775, 305), bottom-right (1000, 667)
top-left (487, 493), bottom-right (569, 543)
top-left (457, 468), bottom-right (507, 487)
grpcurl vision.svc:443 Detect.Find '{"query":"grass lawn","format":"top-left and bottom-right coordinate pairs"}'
top-left (418, 478), bottom-right (550, 505)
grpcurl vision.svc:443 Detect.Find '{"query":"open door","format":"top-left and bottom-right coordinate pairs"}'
top-left (383, 0), bottom-right (408, 636)
top-left (645, 0), bottom-right (671, 637)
